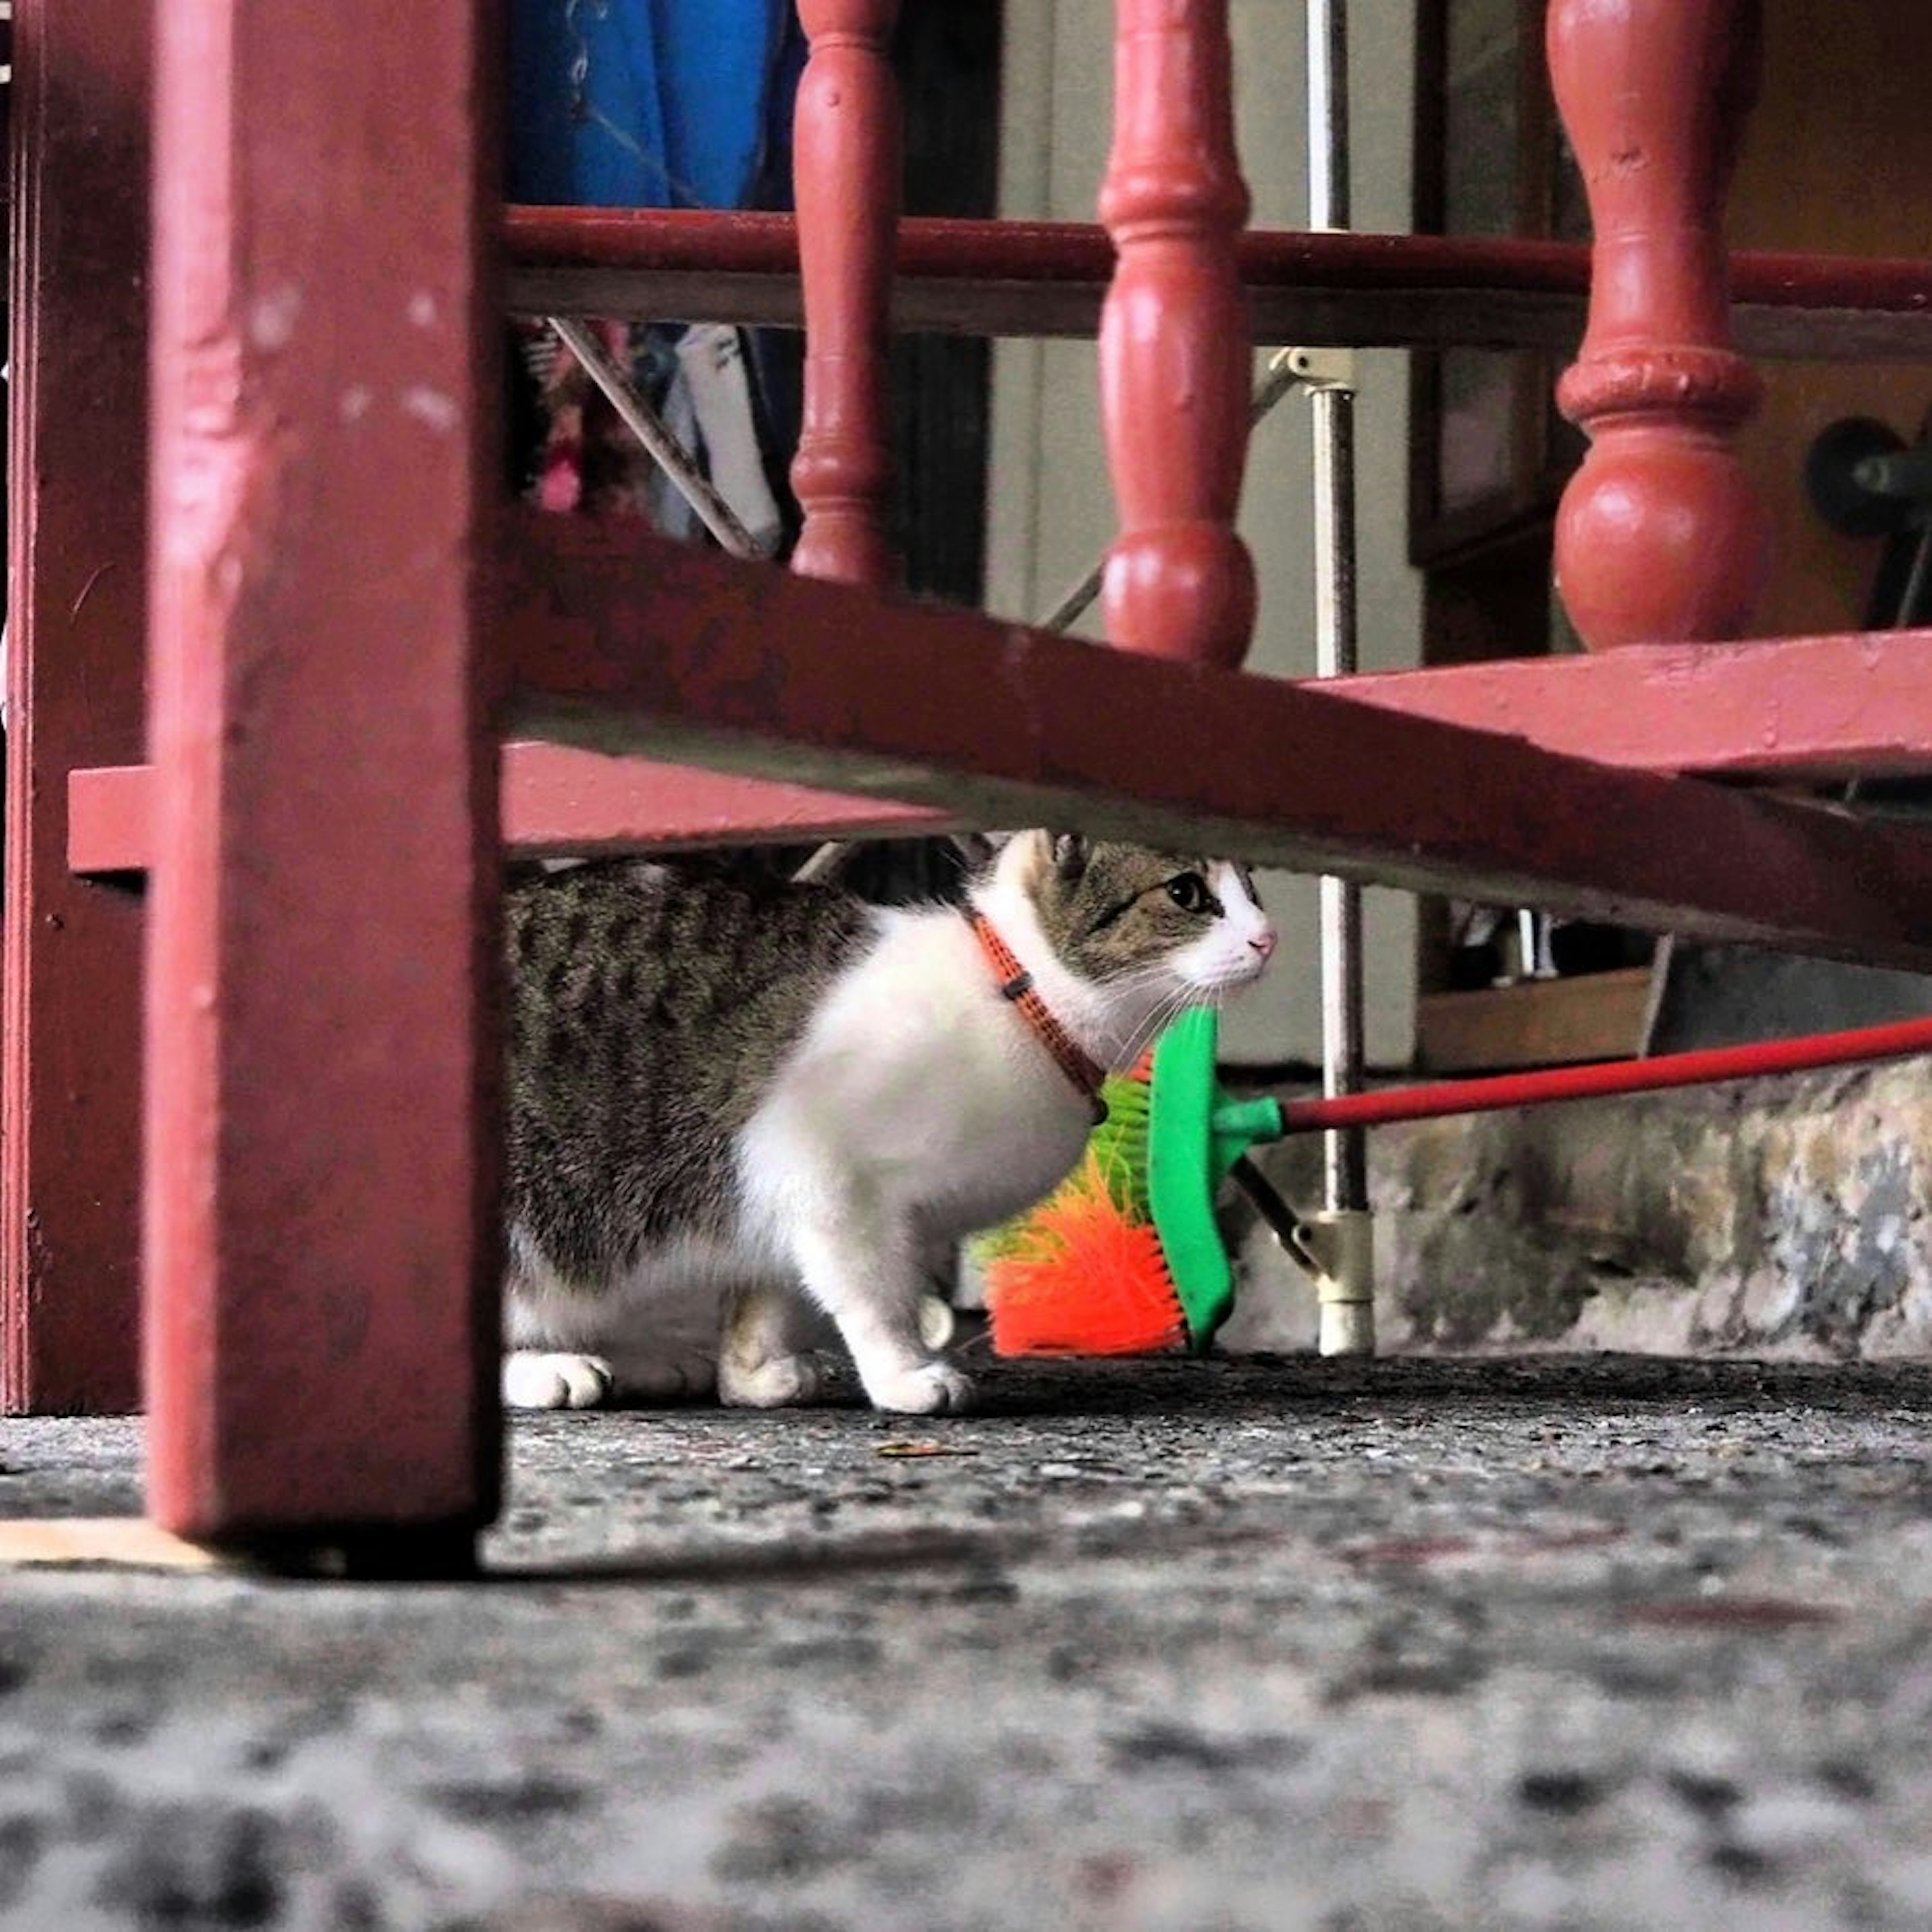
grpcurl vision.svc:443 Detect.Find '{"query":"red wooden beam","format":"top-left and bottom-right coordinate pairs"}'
top-left (505, 207), bottom-right (1932, 361)
top-left (501, 515), bottom-right (1932, 971)
top-left (143, 0), bottom-right (500, 1558)
top-left (3, 0), bottom-right (149, 1414)
top-left (499, 745), bottom-right (942, 853)
top-left (68, 746), bottom-right (949, 874)
top-left (74, 635), bottom-right (1932, 872)
top-left (1325, 632), bottom-right (1932, 782)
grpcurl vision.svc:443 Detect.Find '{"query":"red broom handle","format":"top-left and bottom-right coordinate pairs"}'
top-left (1275, 1013), bottom-right (1932, 1135)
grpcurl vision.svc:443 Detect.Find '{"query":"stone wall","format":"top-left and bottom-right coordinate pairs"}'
top-left (1222, 1059), bottom-right (1932, 1360)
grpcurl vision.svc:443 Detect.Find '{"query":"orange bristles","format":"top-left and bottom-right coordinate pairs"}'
top-left (983, 1148), bottom-right (1187, 1356)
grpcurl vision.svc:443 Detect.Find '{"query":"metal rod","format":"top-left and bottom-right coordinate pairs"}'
top-left (789, 841), bottom-right (859, 886)
top-left (1034, 561), bottom-right (1107, 637)
top-left (1317, 873), bottom-right (1369, 1206)
top-left (1306, 0), bottom-right (1367, 1224)
top-left (1307, 0), bottom-right (1350, 232)
top-left (546, 316), bottom-right (767, 560)
top-left (1899, 525), bottom-right (1932, 629)
top-left (1229, 1151), bottom-right (1306, 1244)
top-left (1231, 1154), bottom-right (1309, 1251)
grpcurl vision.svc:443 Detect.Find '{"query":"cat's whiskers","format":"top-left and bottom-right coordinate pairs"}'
top-left (1115, 983), bottom-right (1198, 1067)
top-left (1083, 964), bottom-right (1195, 1067)
top-left (1097, 950), bottom-right (1252, 1061)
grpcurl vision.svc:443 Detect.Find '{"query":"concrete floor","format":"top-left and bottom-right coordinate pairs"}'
top-left (5, 1352), bottom-right (1932, 1930)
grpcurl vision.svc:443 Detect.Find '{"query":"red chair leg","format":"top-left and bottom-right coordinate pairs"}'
top-left (2, 0), bottom-right (149, 1415)
top-left (142, 0), bottom-right (501, 1560)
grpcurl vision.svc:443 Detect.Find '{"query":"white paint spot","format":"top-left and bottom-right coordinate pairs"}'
top-left (339, 384), bottom-right (373, 423)
top-left (408, 291), bottom-right (439, 330)
top-left (246, 285), bottom-right (302, 351)
top-left (401, 385), bottom-right (459, 433)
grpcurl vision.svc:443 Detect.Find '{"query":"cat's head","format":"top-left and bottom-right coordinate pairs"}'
top-left (979, 831), bottom-right (1277, 1067)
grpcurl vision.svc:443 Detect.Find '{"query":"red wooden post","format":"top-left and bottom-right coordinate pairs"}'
top-left (789, 0), bottom-right (902, 587)
top-left (144, 0), bottom-right (501, 1559)
top-left (1548, 0), bottom-right (1770, 650)
top-left (1097, 0), bottom-right (1256, 668)
top-left (2, 0), bottom-right (150, 1413)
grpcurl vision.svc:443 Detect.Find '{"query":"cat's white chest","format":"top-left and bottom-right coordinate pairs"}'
top-left (737, 910), bottom-right (1096, 1239)
top-left (894, 1048), bottom-right (1093, 1234)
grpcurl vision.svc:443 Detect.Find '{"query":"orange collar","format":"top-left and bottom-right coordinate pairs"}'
top-left (967, 911), bottom-right (1108, 1124)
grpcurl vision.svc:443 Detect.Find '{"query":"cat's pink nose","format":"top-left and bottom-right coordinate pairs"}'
top-left (1249, 929), bottom-right (1277, 960)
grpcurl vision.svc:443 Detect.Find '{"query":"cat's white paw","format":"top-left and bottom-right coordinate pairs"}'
top-left (502, 1350), bottom-right (614, 1410)
top-left (718, 1348), bottom-right (846, 1410)
top-left (863, 1360), bottom-right (976, 1416)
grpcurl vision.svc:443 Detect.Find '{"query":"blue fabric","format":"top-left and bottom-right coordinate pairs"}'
top-left (508, 0), bottom-right (791, 210)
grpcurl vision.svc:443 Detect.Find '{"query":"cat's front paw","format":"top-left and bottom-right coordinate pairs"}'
top-left (863, 1360), bottom-right (976, 1416)
top-left (502, 1349), bottom-right (614, 1410)
top-left (718, 1347), bottom-right (847, 1410)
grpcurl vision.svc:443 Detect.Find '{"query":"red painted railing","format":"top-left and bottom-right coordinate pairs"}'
top-left (790, 0), bottom-right (903, 587)
top-left (502, 209), bottom-right (1932, 360)
top-left (1096, 0), bottom-right (1255, 667)
top-left (1549, 0), bottom-right (1770, 649)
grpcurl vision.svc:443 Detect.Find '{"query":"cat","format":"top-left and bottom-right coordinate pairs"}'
top-left (501, 830), bottom-right (1277, 1416)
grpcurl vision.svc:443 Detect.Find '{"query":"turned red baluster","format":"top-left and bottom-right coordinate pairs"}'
top-left (1097, 0), bottom-right (1256, 668)
top-left (790, 0), bottom-right (901, 589)
top-left (1548, 0), bottom-right (1770, 650)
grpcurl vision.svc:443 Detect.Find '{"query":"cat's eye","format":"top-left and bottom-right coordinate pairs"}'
top-left (1165, 872), bottom-right (1213, 914)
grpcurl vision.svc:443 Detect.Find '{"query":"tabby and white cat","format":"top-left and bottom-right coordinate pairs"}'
top-left (502, 830), bottom-right (1277, 1416)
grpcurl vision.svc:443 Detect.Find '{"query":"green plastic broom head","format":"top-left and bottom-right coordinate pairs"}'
top-left (1147, 1006), bottom-right (1287, 1350)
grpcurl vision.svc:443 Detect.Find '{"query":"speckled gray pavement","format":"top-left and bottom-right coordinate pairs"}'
top-left (5, 1352), bottom-right (1932, 1931)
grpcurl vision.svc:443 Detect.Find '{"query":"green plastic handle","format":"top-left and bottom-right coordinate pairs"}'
top-left (1145, 1008), bottom-right (1287, 1351)
top-left (1211, 1094), bottom-right (1287, 1181)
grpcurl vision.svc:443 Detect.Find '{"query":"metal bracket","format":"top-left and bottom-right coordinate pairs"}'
top-left (1289, 1206), bottom-right (1376, 1357)
top-left (1234, 1158), bottom-right (1376, 1360)
top-left (1271, 344), bottom-right (1358, 396)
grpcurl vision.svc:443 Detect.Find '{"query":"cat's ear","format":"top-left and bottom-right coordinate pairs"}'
top-left (949, 832), bottom-right (1000, 872)
top-left (1050, 832), bottom-right (1091, 881)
